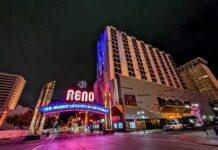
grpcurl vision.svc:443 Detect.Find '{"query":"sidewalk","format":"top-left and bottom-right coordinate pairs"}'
top-left (115, 129), bottom-right (163, 135)
top-left (175, 129), bottom-right (218, 147)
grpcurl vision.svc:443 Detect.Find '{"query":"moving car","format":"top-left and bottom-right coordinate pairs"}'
top-left (164, 122), bottom-right (183, 131)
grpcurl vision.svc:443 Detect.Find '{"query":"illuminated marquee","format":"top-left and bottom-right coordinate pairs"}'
top-left (38, 86), bottom-right (109, 115)
top-left (66, 89), bottom-right (94, 102)
top-left (39, 103), bottom-right (109, 115)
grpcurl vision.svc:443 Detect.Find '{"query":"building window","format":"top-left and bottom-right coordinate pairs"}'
top-left (132, 38), bottom-right (147, 80)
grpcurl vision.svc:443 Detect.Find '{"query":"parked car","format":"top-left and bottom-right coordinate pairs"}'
top-left (194, 122), bottom-right (202, 128)
top-left (164, 122), bottom-right (183, 131)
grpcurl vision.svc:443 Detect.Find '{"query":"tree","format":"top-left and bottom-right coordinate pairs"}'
top-left (6, 115), bottom-right (20, 128)
top-left (6, 109), bottom-right (33, 129)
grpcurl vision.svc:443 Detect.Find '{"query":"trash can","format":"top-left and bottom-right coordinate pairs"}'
top-left (213, 126), bottom-right (218, 136)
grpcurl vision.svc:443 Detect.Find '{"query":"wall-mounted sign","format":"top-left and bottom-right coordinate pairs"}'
top-left (66, 89), bottom-right (94, 102)
top-left (124, 94), bottom-right (137, 106)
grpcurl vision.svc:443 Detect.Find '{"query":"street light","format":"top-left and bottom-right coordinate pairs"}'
top-left (137, 111), bottom-right (144, 116)
top-left (185, 105), bottom-right (190, 108)
top-left (192, 103), bottom-right (199, 107)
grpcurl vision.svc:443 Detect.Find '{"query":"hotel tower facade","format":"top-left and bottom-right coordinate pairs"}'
top-left (96, 26), bottom-right (183, 89)
top-left (0, 72), bottom-right (26, 127)
top-left (177, 57), bottom-right (218, 105)
top-left (94, 26), bottom-right (213, 131)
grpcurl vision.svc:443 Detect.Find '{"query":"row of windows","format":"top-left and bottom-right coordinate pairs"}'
top-left (164, 55), bottom-right (181, 88)
top-left (0, 82), bottom-right (14, 86)
top-left (0, 75), bottom-right (17, 79)
top-left (149, 47), bottom-right (165, 84)
top-left (160, 53), bottom-right (174, 86)
top-left (168, 55), bottom-right (177, 68)
top-left (132, 38), bottom-right (147, 80)
top-left (164, 55), bottom-right (174, 74)
top-left (0, 79), bottom-right (15, 83)
top-left (140, 42), bottom-right (156, 82)
top-left (111, 28), bottom-right (122, 75)
top-left (156, 49), bottom-right (173, 85)
top-left (0, 91), bottom-right (9, 94)
top-left (122, 34), bottom-right (135, 77)
top-left (165, 56), bottom-right (180, 88)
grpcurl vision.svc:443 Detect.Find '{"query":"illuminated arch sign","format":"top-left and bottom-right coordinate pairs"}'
top-left (39, 103), bottom-right (109, 115)
top-left (38, 88), bottom-right (109, 115)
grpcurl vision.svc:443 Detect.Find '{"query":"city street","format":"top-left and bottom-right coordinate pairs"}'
top-left (0, 130), bottom-right (217, 150)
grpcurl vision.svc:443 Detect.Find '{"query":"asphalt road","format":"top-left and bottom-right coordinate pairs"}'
top-left (0, 131), bottom-right (217, 150)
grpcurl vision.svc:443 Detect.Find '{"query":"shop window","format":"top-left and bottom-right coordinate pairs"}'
top-left (129, 122), bottom-right (136, 129)
top-left (113, 123), bottom-right (118, 129)
top-left (118, 122), bottom-right (124, 129)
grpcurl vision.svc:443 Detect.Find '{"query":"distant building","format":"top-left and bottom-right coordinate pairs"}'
top-left (29, 81), bottom-right (56, 134)
top-left (0, 72), bottom-right (26, 127)
top-left (177, 57), bottom-right (218, 105)
top-left (94, 26), bottom-right (213, 131)
top-left (1, 105), bottom-right (31, 129)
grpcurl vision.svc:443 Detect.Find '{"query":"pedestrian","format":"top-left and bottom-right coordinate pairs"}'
top-left (46, 130), bottom-right (50, 137)
top-left (202, 125), bottom-right (208, 136)
top-left (144, 128), bottom-right (146, 134)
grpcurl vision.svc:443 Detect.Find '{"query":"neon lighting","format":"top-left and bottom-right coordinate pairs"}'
top-left (81, 91), bottom-right (88, 101)
top-left (77, 80), bottom-right (88, 89)
top-left (75, 90), bottom-right (81, 101)
top-left (191, 104), bottom-right (203, 124)
top-left (38, 103), bottom-right (109, 115)
top-left (66, 89), bottom-right (94, 102)
top-left (97, 30), bottom-right (107, 80)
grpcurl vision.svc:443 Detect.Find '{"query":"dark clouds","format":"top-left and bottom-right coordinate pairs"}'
top-left (0, 0), bottom-right (218, 108)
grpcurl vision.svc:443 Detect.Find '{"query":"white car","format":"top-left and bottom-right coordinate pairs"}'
top-left (194, 122), bottom-right (202, 128)
top-left (164, 123), bottom-right (183, 131)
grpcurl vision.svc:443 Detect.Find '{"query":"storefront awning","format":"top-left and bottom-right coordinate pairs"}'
top-left (160, 105), bottom-right (191, 113)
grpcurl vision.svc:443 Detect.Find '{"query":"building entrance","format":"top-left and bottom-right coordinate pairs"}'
top-left (60, 111), bottom-right (105, 133)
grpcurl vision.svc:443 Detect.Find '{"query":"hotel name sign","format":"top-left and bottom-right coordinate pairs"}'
top-left (66, 89), bottom-right (94, 103)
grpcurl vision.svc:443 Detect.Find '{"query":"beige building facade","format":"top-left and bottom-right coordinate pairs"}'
top-left (95, 27), bottom-right (214, 131)
top-left (97, 26), bottom-right (182, 89)
top-left (177, 57), bottom-right (218, 105)
top-left (0, 72), bottom-right (26, 126)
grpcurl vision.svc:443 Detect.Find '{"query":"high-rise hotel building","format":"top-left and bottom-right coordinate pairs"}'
top-left (0, 72), bottom-right (26, 126)
top-left (177, 57), bottom-right (218, 105)
top-left (95, 26), bottom-right (213, 131)
top-left (29, 81), bottom-right (56, 134)
top-left (97, 26), bottom-right (182, 89)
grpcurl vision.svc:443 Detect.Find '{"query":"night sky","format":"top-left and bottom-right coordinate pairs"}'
top-left (1, 0), bottom-right (218, 108)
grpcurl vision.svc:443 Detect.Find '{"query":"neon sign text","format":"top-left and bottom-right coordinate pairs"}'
top-left (39, 103), bottom-right (109, 114)
top-left (66, 90), bottom-right (94, 102)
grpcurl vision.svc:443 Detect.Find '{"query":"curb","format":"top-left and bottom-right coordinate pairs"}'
top-left (198, 143), bottom-right (218, 147)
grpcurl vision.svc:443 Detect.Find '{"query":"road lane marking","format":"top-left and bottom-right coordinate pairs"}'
top-left (32, 145), bottom-right (42, 150)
